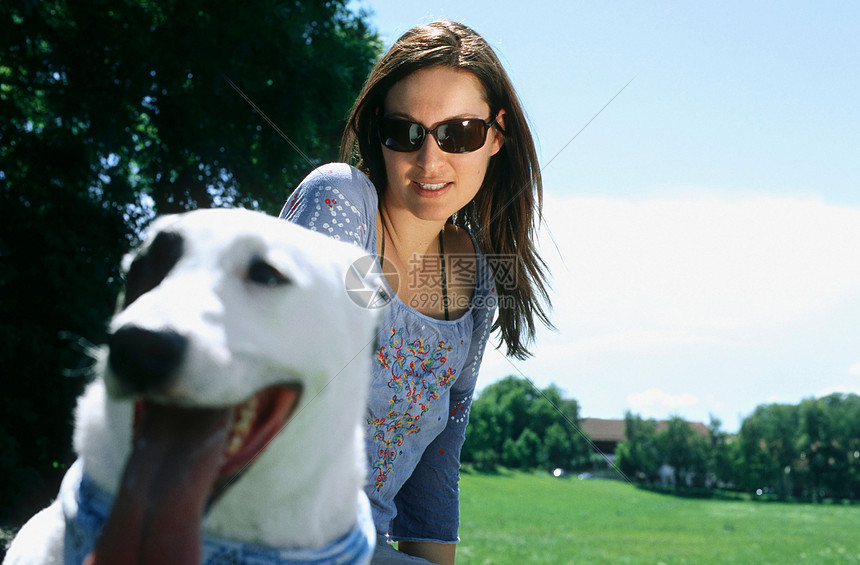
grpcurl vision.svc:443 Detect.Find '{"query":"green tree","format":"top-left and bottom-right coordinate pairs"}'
top-left (706, 415), bottom-right (733, 488)
top-left (0, 0), bottom-right (379, 523)
top-left (615, 412), bottom-right (660, 483)
top-left (503, 428), bottom-right (541, 470)
top-left (797, 393), bottom-right (860, 502)
top-left (462, 376), bottom-right (590, 471)
top-left (656, 416), bottom-right (709, 489)
top-left (733, 403), bottom-right (799, 500)
top-left (462, 375), bottom-right (533, 463)
top-left (460, 391), bottom-right (500, 470)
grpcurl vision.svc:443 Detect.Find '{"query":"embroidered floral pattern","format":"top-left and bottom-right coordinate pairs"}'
top-left (287, 184), bottom-right (365, 245)
top-left (368, 326), bottom-right (456, 491)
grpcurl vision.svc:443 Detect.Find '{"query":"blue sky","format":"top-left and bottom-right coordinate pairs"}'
top-left (355, 1), bottom-right (860, 431)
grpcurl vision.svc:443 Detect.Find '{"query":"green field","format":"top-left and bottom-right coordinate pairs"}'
top-left (4, 470), bottom-right (858, 563)
top-left (456, 469), bottom-right (860, 564)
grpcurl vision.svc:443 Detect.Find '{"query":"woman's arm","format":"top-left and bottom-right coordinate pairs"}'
top-left (398, 541), bottom-right (456, 565)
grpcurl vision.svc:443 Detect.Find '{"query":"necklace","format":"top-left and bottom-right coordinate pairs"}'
top-left (379, 215), bottom-right (449, 321)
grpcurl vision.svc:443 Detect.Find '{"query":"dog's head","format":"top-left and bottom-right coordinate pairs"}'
top-left (108, 207), bottom-right (378, 403)
top-left (86, 208), bottom-right (383, 563)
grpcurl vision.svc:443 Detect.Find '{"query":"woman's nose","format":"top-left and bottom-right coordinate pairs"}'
top-left (415, 135), bottom-right (446, 172)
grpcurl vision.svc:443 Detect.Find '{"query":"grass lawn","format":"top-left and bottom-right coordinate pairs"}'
top-left (457, 469), bottom-right (860, 564)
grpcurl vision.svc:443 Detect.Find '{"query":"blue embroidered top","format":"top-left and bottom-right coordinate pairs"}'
top-left (280, 164), bottom-right (497, 543)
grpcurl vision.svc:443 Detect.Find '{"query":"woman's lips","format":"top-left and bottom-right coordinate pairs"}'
top-left (412, 181), bottom-right (451, 197)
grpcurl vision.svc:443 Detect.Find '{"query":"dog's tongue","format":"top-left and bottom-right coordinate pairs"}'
top-left (85, 403), bottom-right (233, 565)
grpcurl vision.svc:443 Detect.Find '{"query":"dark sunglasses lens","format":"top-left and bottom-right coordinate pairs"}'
top-left (380, 118), bottom-right (490, 153)
top-left (436, 120), bottom-right (487, 153)
top-left (380, 120), bottom-right (424, 152)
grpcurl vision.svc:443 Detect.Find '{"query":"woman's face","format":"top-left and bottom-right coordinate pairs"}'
top-left (380, 66), bottom-right (504, 223)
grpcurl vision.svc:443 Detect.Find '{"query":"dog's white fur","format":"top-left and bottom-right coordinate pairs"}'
top-left (4, 208), bottom-right (381, 564)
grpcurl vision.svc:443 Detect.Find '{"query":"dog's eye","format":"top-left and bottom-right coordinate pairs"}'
top-left (247, 259), bottom-right (291, 287)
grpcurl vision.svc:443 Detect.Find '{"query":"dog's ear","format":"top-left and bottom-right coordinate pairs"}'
top-left (123, 231), bottom-right (184, 308)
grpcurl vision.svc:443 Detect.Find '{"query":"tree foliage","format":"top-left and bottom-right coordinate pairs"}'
top-left (657, 416), bottom-right (709, 488)
top-left (616, 394), bottom-right (860, 503)
top-left (615, 412), bottom-right (661, 483)
top-left (733, 402), bottom-right (799, 499)
top-left (463, 377), bottom-right (858, 505)
top-left (461, 375), bottom-right (591, 472)
top-left (0, 0), bottom-right (380, 523)
top-left (735, 394), bottom-right (860, 502)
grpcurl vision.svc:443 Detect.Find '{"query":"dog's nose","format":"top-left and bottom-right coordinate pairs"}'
top-left (108, 326), bottom-right (187, 393)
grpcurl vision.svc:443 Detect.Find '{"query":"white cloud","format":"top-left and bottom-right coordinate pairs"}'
top-left (537, 193), bottom-right (860, 342)
top-left (627, 388), bottom-right (700, 410)
top-left (563, 329), bottom-right (725, 353)
top-left (849, 363), bottom-right (860, 376)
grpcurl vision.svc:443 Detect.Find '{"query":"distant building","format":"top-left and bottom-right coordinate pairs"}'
top-left (579, 418), bottom-right (626, 464)
top-left (580, 417), bottom-right (709, 466)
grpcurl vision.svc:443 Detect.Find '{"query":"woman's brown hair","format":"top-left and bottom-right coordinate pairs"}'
top-left (340, 20), bottom-right (552, 359)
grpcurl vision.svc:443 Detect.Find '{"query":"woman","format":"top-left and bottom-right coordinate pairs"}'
top-left (281, 20), bottom-right (551, 564)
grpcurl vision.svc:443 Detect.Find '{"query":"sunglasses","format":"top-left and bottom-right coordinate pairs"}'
top-left (378, 116), bottom-right (497, 154)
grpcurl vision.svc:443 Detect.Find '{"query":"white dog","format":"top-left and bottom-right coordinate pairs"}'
top-left (4, 209), bottom-right (382, 564)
